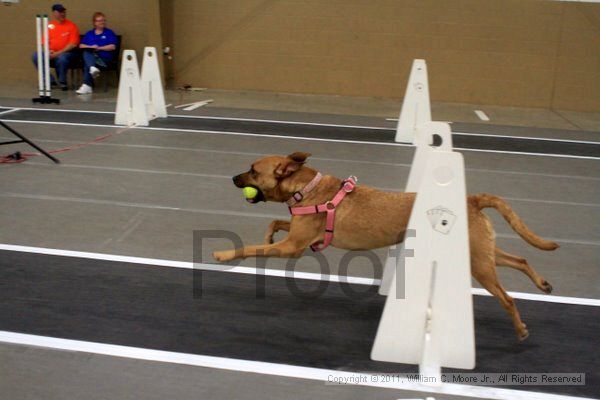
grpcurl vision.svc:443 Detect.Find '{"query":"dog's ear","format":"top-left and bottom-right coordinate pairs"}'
top-left (287, 152), bottom-right (311, 163)
top-left (275, 152), bottom-right (311, 178)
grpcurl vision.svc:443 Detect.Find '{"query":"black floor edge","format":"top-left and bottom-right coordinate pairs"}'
top-left (1, 251), bottom-right (598, 397)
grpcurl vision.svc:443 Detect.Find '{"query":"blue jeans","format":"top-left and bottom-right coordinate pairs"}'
top-left (82, 50), bottom-right (112, 86)
top-left (31, 51), bottom-right (74, 86)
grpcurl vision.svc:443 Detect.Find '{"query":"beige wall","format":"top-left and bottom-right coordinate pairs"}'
top-left (0, 0), bottom-right (161, 83)
top-left (163, 0), bottom-right (599, 112)
top-left (0, 1), bottom-right (598, 112)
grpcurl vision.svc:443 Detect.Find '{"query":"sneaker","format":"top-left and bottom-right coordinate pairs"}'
top-left (90, 66), bottom-right (100, 79)
top-left (60, 84), bottom-right (68, 91)
top-left (76, 84), bottom-right (93, 95)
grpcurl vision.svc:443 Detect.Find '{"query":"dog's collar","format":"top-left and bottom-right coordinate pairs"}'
top-left (286, 172), bottom-right (323, 206)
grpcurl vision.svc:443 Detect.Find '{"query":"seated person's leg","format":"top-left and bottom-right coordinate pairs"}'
top-left (53, 52), bottom-right (75, 88)
top-left (82, 50), bottom-right (97, 87)
top-left (32, 51), bottom-right (57, 86)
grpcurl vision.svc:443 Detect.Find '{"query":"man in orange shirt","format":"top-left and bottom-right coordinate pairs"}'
top-left (31, 4), bottom-right (80, 91)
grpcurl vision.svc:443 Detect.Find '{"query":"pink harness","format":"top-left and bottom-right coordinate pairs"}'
top-left (287, 173), bottom-right (357, 252)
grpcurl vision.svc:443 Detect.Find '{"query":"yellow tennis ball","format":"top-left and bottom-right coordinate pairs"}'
top-left (243, 186), bottom-right (258, 199)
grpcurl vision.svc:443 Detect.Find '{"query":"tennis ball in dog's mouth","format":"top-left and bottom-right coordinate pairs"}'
top-left (242, 186), bottom-right (258, 199)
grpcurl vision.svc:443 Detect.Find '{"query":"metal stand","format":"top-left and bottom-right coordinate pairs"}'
top-left (32, 96), bottom-right (60, 105)
top-left (0, 120), bottom-right (60, 164)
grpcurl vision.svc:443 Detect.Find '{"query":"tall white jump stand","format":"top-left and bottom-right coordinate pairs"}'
top-left (115, 50), bottom-right (149, 127)
top-left (380, 59), bottom-right (432, 296)
top-left (372, 61), bottom-right (475, 384)
top-left (141, 46), bottom-right (167, 120)
top-left (395, 59), bottom-right (431, 144)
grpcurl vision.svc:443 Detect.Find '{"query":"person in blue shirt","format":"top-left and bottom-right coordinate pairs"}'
top-left (76, 12), bottom-right (117, 94)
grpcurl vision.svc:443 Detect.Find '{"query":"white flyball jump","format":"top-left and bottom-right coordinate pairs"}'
top-left (115, 47), bottom-right (166, 126)
top-left (371, 60), bottom-right (475, 384)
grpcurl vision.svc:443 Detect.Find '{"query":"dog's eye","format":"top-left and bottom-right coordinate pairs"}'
top-left (250, 167), bottom-right (257, 177)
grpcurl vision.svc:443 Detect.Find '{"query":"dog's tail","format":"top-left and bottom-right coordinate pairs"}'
top-left (472, 193), bottom-right (559, 251)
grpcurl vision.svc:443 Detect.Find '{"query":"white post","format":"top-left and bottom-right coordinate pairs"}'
top-left (379, 128), bottom-right (443, 296)
top-left (115, 50), bottom-right (149, 127)
top-left (395, 59), bottom-right (431, 144)
top-left (35, 16), bottom-right (44, 98)
top-left (371, 122), bottom-right (475, 384)
top-left (381, 59), bottom-right (436, 296)
top-left (43, 15), bottom-right (51, 97)
top-left (141, 47), bottom-right (167, 120)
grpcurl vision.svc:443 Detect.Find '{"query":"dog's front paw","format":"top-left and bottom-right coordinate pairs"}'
top-left (517, 324), bottom-right (529, 342)
top-left (264, 232), bottom-right (275, 244)
top-left (213, 250), bottom-right (236, 262)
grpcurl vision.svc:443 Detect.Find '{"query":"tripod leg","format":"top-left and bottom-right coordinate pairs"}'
top-left (0, 120), bottom-right (59, 164)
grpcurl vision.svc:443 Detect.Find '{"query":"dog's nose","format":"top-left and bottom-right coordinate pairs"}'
top-left (232, 175), bottom-right (243, 188)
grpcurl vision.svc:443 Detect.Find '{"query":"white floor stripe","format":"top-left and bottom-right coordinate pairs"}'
top-left (0, 193), bottom-right (285, 220)
top-left (0, 107), bottom-right (19, 116)
top-left (454, 131), bottom-right (599, 145)
top-left (494, 233), bottom-right (600, 247)
top-left (3, 119), bottom-right (599, 160)
top-left (1, 244), bottom-right (598, 306)
top-left (25, 161), bottom-right (232, 180)
top-left (3, 105), bottom-right (393, 131)
top-left (474, 110), bottom-right (490, 121)
top-left (375, 185), bottom-right (599, 209)
top-left (4, 133), bottom-right (598, 181)
top-left (14, 161), bottom-right (596, 209)
top-left (501, 196), bottom-right (600, 208)
top-left (1, 191), bottom-right (597, 247)
top-left (0, 331), bottom-right (591, 400)
top-left (0, 106), bottom-right (114, 114)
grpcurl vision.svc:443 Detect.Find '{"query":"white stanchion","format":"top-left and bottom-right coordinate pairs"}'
top-left (381, 58), bottom-right (440, 295)
top-left (374, 59), bottom-right (475, 382)
top-left (379, 122), bottom-right (452, 296)
top-left (140, 46), bottom-right (167, 120)
top-left (372, 121), bottom-right (475, 383)
top-left (32, 15), bottom-right (59, 104)
top-left (43, 15), bottom-right (50, 97)
top-left (35, 16), bottom-right (44, 98)
top-left (115, 50), bottom-right (149, 127)
top-left (395, 59), bottom-right (431, 144)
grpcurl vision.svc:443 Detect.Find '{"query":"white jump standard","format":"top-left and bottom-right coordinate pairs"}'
top-left (115, 47), bottom-right (167, 127)
top-left (32, 15), bottom-right (59, 105)
top-left (372, 60), bottom-right (475, 385)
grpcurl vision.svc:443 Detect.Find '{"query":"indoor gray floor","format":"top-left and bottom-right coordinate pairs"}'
top-left (1, 103), bottom-right (598, 400)
top-left (0, 343), bottom-right (475, 400)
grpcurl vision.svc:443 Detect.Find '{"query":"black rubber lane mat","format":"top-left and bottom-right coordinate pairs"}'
top-left (2, 109), bottom-right (599, 158)
top-left (1, 251), bottom-right (598, 397)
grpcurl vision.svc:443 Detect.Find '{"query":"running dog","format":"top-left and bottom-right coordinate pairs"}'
top-left (213, 152), bottom-right (558, 340)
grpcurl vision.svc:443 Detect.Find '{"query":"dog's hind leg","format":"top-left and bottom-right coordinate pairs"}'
top-left (475, 274), bottom-right (530, 341)
top-left (472, 249), bottom-right (530, 341)
top-left (495, 247), bottom-right (553, 294)
top-left (264, 220), bottom-right (291, 244)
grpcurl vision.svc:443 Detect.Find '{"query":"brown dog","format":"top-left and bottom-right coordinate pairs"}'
top-left (213, 152), bottom-right (559, 340)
